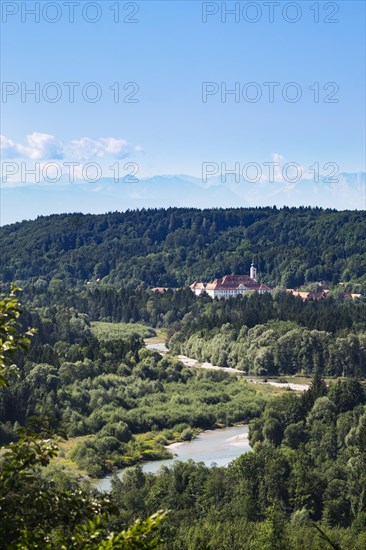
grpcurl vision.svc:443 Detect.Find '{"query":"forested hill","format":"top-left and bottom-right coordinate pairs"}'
top-left (1, 207), bottom-right (365, 289)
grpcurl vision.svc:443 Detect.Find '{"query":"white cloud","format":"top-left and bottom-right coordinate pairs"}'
top-left (65, 137), bottom-right (103, 161)
top-left (100, 138), bottom-right (129, 158)
top-left (1, 133), bottom-right (63, 160)
top-left (259, 153), bottom-right (306, 186)
top-left (0, 135), bottom-right (19, 159)
top-left (1, 134), bottom-right (137, 161)
top-left (24, 133), bottom-right (63, 160)
top-left (270, 153), bottom-right (285, 183)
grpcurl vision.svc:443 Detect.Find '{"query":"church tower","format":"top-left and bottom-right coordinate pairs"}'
top-left (250, 261), bottom-right (257, 282)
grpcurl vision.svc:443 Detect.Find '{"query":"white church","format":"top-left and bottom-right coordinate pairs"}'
top-left (190, 263), bottom-right (272, 299)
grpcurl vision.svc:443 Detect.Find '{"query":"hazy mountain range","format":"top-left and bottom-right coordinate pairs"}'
top-left (1, 172), bottom-right (365, 226)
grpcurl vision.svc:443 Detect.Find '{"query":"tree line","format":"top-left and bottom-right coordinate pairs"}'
top-left (171, 320), bottom-right (366, 377)
top-left (1, 207), bottom-right (365, 290)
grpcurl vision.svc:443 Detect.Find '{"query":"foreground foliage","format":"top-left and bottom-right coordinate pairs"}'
top-left (0, 289), bottom-right (165, 548)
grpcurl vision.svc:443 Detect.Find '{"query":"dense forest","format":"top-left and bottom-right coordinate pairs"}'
top-left (15, 283), bottom-right (366, 330)
top-left (1, 289), bottom-right (366, 548)
top-left (12, 281), bottom-right (366, 378)
top-left (1, 207), bottom-right (366, 289)
top-left (171, 320), bottom-right (366, 377)
top-left (0, 300), bottom-right (274, 477)
top-left (1, 206), bottom-right (366, 548)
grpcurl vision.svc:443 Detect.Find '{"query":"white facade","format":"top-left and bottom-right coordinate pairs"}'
top-left (250, 262), bottom-right (257, 281)
top-left (190, 269), bottom-right (272, 300)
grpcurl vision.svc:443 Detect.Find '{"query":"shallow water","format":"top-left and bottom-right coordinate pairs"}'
top-left (145, 342), bottom-right (168, 352)
top-left (94, 424), bottom-right (250, 492)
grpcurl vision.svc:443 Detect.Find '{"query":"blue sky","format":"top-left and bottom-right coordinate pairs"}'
top-left (1, 0), bottom-right (365, 182)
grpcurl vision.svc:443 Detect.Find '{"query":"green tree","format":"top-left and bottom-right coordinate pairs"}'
top-left (0, 288), bottom-right (166, 549)
top-left (0, 284), bottom-right (34, 387)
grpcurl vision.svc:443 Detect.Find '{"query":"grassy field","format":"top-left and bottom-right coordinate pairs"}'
top-left (54, 428), bottom-right (197, 477)
top-left (55, 435), bottom-right (92, 474)
top-left (91, 321), bottom-right (157, 340)
top-left (143, 328), bottom-right (167, 345)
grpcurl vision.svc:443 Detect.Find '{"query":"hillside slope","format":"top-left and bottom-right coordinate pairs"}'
top-left (1, 207), bottom-right (365, 288)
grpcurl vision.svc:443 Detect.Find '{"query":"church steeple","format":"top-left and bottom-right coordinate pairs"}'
top-left (250, 260), bottom-right (257, 282)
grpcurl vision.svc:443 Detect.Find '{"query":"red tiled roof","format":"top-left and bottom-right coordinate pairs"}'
top-left (259, 283), bottom-right (272, 291)
top-left (152, 287), bottom-right (168, 293)
top-left (286, 289), bottom-right (327, 301)
top-left (193, 275), bottom-right (272, 292)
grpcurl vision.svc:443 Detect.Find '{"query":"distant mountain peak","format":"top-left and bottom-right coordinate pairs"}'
top-left (1, 172), bottom-right (365, 226)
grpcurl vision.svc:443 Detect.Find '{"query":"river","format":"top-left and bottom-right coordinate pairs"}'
top-left (145, 342), bottom-right (309, 392)
top-left (94, 424), bottom-right (250, 492)
top-left (93, 341), bottom-right (307, 493)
